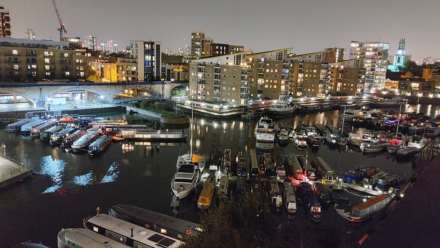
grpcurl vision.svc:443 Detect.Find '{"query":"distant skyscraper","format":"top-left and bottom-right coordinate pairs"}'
top-left (350, 41), bottom-right (389, 94)
top-left (130, 40), bottom-right (161, 82)
top-left (84, 35), bottom-right (97, 51)
top-left (0, 5), bottom-right (11, 38)
top-left (388, 38), bottom-right (409, 72)
top-left (26, 29), bottom-right (36, 40)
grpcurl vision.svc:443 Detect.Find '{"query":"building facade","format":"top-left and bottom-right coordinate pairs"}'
top-left (191, 32), bottom-right (245, 59)
top-left (189, 53), bottom-right (249, 105)
top-left (0, 38), bottom-right (92, 82)
top-left (350, 41), bottom-right (389, 94)
top-left (89, 57), bottom-right (137, 83)
top-left (0, 6), bottom-right (10, 38)
top-left (130, 40), bottom-right (161, 82)
top-left (388, 39), bottom-right (409, 73)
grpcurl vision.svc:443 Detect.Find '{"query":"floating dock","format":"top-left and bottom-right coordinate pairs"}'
top-left (0, 155), bottom-right (32, 189)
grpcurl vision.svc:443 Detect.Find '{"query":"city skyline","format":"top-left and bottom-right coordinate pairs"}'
top-left (3, 0), bottom-right (439, 62)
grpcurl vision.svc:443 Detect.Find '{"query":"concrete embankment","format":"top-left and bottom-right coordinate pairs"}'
top-left (0, 155), bottom-right (32, 189)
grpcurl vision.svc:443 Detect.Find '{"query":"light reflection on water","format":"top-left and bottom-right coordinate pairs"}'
top-left (39, 155), bottom-right (65, 193)
top-left (101, 162), bottom-right (120, 184)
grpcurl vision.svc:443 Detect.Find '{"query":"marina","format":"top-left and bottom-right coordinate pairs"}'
top-left (0, 104), bottom-right (439, 247)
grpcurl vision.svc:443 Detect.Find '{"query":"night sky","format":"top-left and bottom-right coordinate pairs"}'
top-left (3, 0), bottom-right (439, 62)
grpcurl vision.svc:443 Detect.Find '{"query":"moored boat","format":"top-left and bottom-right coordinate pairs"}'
top-left (40, 125), bottom-right (64, 143)
top-left (6, 119), bottom-right (31, 133)
top-left (61, 130), bottom-right (85, 152)
top-left (197, 176), bottom-right (215, 210)
top-left (30, 119), bottom-right (57, 138)
top-left (50, 126), bottom-right (77, 146)
top-left (20, 118), bottom-right (45, 136)
top-left (171, 164), bottom-right (200, 199)
top-left (255, 116), bottom-right (275, 146)
top-left (88, 135), bottom-right (112, 157)
top-left (71, 129), bottom-right (100, 153)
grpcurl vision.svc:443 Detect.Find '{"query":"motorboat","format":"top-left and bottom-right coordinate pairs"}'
top-left (268, 101), bottom-right (298, 116)
top-left (176, 153), bottom-right (205, 171)
top-left (255, 116), bottom-right (275, 144)
top-left (171, 164), bottom-right (200, 199)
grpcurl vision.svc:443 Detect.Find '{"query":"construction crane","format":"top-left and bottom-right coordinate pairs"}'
top-left (51, 0), bottom-right (67, 41)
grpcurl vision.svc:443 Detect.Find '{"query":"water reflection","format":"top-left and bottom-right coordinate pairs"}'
top-left (39, 155), bottom-right (65, 193)
top-left (73, 172), bottom-right (93, 186)
top-left (101, 162), bottom-right (120, 183)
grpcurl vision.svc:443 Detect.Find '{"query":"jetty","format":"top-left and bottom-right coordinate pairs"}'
top-left (0, 155), bottom-right (32, 189)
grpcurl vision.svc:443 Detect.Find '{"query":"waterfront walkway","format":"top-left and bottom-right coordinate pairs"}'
top-left (365, 156), bottom-right (440, 247)
top-left (0, 155), bottom-right (31, 189)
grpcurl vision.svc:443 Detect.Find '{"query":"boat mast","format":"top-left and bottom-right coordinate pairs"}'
top-left (190, 101), bottom-right (194, 157)
top-left (341, 105), bottom-right (346, 135)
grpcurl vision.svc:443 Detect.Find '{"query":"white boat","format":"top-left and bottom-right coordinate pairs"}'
top-left (176, 153), bottom-right (205, 171)
top-left (255, 116), bottom-right (275, 144)
top-left (57, 228), bottom-right (129, 248)
top-left (171, 164), bottom-right (200, 199)
top-left (268, 102), bottom-right (297, 116)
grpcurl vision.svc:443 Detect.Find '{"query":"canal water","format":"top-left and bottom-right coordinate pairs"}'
top-left (0, 109), bottom-right (418, 246)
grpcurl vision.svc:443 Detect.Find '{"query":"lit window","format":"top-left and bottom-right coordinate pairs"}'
top-left (44, 58), bottom-right (50, 64)
top-left (12, 50), bottom-right (18, 55)
top-left (64, 53), bottom-right (69, 58)
top-left (65, 71), bottom-right (70, 76)
top-left (45, 65), bottom-right (50, 70)
top-left (13, 64), bottom-right (19, 70)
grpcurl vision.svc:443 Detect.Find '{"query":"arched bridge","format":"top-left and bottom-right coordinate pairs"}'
top-left (0, 81), bottom-right (187, 108)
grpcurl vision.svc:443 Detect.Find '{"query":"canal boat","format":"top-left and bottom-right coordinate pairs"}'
top-left (270, 181), bottom-right (283, 212)
top-left (88, 135), bottom-right (112, 157)
top-left (336, 194), bottom-right (394, 223)
top-left (277, 128), bottom-right (290, 145)
top-left (171, 163), bottom-right (200, 199)
top-left (85, 214), bottom-right (184, 248)
top-left (30, 119), bottom-right (57, 138)
top-left (283, 182), bottom-right (297, 217)
top-left (20, 118), bottom-right (46, 136)
top-left (6, 119), bottom-right (31, 133)
top-left (108, 204), bottom-right (203, 240)
top-left (57, 228), bottom-right (129, 248)
top-left (255, 116), bottom-right (275, 145)
top-left (217, 174), bottom-right (229, 199)
top-left (60, 129), bottom-right (85, 152)
top-left (297, 182), bottom-right (321, 222)
top-left (71, 128), bottom-right (100, 153)
top-left (197, 176), bottom-right (215, 210)
top-left (40, 125), bottom-right (64, 143)
top-left (49, 126), bottom-right (77, 146)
